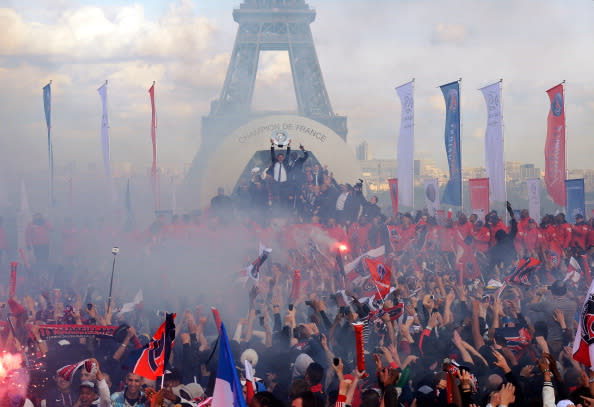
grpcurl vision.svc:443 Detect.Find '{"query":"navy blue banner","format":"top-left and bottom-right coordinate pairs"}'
top-left (565, 178), bottom-right (585, 221)
top-left (440, 81), bottom-right (462, 206)
top-left (43, 82), bottom-right (54, 205)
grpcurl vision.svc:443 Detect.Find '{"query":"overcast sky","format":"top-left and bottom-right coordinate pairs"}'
top-left (1, 0), bottom-right (593, 176)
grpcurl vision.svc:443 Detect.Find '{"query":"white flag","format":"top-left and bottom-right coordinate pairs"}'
top-left (480, 82), bottom-right (505, 203)
top-left (526, 178), bottom-right (541, 222)
top-left (117, 289), bottom-right (143, 316)
top-left (423, 178), bottom-right (440, 216)
top-left (396, 80), bottom-right (414, 208)
top-left (97, 81), bottom-right (110, 180)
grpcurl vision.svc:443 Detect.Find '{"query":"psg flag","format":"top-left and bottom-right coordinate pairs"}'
top-left (212, 323), bottom-right (247, 407)
top-left (573, 279), bottom-right (594, 368)
top-left (133, 313), bottom-right (175, 380)
top-left (363, 257), bottom-right (392, 300)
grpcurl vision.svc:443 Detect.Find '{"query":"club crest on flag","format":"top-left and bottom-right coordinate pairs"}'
top-left (582, 296), bottom-right (594, 345)
top-left (448, 89), bottom-right (458, 111)
top-left (551, 93), bottom-right (563, 116)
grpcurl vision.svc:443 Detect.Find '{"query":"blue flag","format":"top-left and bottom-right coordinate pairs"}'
top-left (440, 81), bottom-right (462, 206)
top-left (212, 323), bottom-right (247, 407)
top-left (43, 82), bottom-right (54, 204)
top-left (565, 178), bottom-right (585, 221)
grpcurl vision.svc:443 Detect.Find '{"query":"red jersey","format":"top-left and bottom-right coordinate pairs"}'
top-left (556, 222), bottom-right (573, 249)
top-left (544, 224), bottom-right (562, 255)
top-left (395, 224), bottom-right (416, 252)
top-left (523, 227), bottom-right (545, 254)
top-left (455, 221), bottom-right (472, 241)
top-left (571, 222), bottom-right (591, 250)
top-left (471, 226), bottom-right (491, 253)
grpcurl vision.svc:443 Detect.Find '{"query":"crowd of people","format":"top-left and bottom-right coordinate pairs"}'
top-left (1, 143), bottom-right (594, 407)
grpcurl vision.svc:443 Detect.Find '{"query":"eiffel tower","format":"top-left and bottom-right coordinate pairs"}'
top-left (184, 0), bottom-right (348, 206)
top-left (201, 0), bottom-right (346, 148)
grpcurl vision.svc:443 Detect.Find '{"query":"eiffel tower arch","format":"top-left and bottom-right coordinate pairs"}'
top-left (184, 0), bottom-right (356, 208)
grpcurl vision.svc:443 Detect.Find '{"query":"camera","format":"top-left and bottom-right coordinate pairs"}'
top-left (112, 247), bottom-right (120, 255)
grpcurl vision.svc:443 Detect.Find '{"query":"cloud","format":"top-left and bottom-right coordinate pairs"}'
top-left (432, 23), bottom-right (468, 43)
top-left (1, 0), bottom-right (594, 177)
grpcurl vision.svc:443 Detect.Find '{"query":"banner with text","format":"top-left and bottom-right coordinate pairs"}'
top-left (396, 80), bottom-right (414, 208)
top-left (423, 178), bottom-right (440, 216)
top-left (97, 81), bottom-right (110, 180)
top-left (544, 83), bottom-right (566, 206)
top-left (440, 81), bottom-right (462, 206)
top-left (469, 178), bottom-right (490, 220)
top-left (526, 178), bottom-right (541, 222)
top-left (565, 178), bottom-right (585, 222)
top-left (480, 82), bottom-right (505, 203)
top-left (43, 82), bottom-right (54, 205)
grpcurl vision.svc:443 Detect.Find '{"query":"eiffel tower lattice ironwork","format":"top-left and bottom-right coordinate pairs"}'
top-left (201, 0), bottom-right (347, 151)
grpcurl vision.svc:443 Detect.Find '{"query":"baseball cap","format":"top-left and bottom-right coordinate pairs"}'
top-left (80, 381), bottom-right (96, 390)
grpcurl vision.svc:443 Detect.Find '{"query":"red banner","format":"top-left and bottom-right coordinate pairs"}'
top-left (468, 178), bottom-right (490, 219)
top-left (387, 178), bottom-right (398, 215)
top-left (37, 324), bottom-right (119, 340)
top-left (544, 83), bottom-right (566, 206)
top-left (9, 262), bottom-right (17, 298)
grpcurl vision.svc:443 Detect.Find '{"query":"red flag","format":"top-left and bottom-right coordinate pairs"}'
top-left (544, 83), bottom-right (566, 206)
top-left (9, 262), bottom-right (17, 298)
top-left (468, 178), bottom-right (489, 219)
top-left (133, 313), bottom-right (175, 380)
top-left (148, 82), bottom-right (160, 209)
top-left (387, 178), bottom-right (398, 215)
top-left (363, 257), bottom-right (392, 299)
top-left (211, 307), bottom-right (222, 331)
top-left (291, 270), bottom-right (301, 302)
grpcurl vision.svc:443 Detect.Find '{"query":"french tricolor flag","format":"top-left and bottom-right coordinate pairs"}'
top-left (212, 323), bottom-right (247, 407)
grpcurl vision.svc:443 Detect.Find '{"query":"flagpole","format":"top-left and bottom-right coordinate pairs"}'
top-left (458, 77), bottom-right (463, 210)
top-left (562, 80), bottom-right (568, 213)
top-left (106, 247), bottom-right (119, 315)
top-left (499, 78), bottom-right (509, 224)
top-left (411, 78), bottom-right (415, 210)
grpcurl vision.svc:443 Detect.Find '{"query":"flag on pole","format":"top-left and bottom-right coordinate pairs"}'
top-left (43, 82), bottom-right (54, 206)
top-left (242, 244), bottom-right (272, 282)
top-left (148, 82), bottom-right (159, 209)
top-left (423, 178), bottom-right (440, 216)
top-left (468, 178), bottom-right (490, 220)
top-left (526, 178), bottom-right (541, 223)
top-left (480, 81), bottom-right (505, 203)
top-left (544, 83), bottom-right (566, 207)
top-left (117, 289), bottom-right (143, 316)
top-left (565, 256), bottom-right (582, 283)
top-left (573, 278), bottom-right (594, 368)
top-left (244, 359), bottom-right (256, 404)
top-left (440, 81), bottom-right (462, 206)
top-left (566, 178), bottom-right (585, 222)
top-left (97, 81), bottom-right (111, 180)
top-left (212, 322), bottom-right (247, 407)
top-left (362, 257), bottom-right (392, 300)
top-left (133, 313), bottom-right (175, 380)
top-left (395, 80), bottom-right (414, 208)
